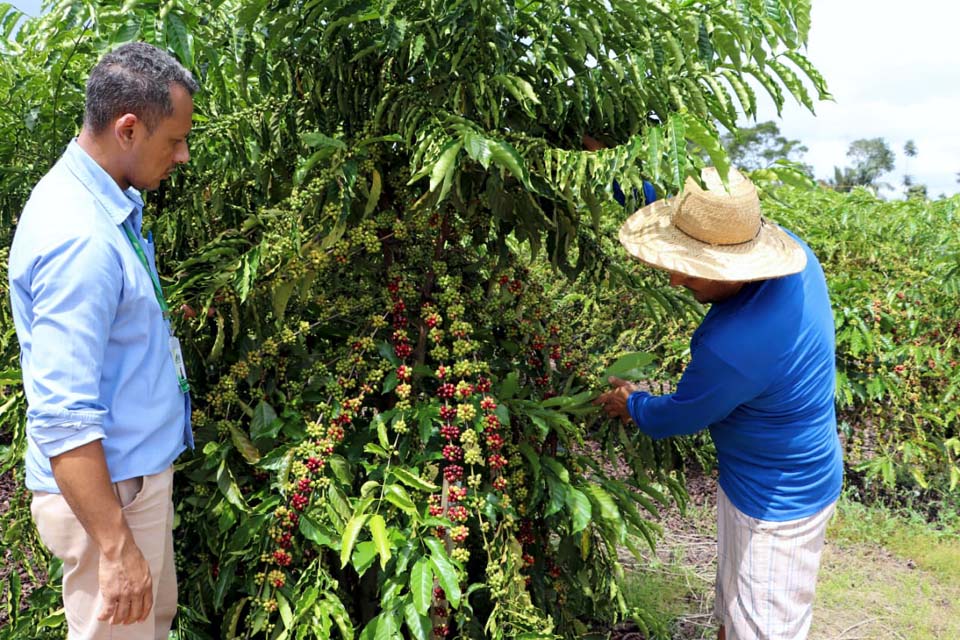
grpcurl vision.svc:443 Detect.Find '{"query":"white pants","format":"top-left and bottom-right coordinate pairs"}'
top-left (715, 486), bottom-right (835, 640)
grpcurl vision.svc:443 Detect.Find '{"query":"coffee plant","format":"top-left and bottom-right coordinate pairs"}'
top-left (1, 1), bottom-right (831, 637)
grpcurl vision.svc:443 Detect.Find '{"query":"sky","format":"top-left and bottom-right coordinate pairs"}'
top-left (10, 0), bottom-right (959, 197)
top-left (739, 0), bottom-right (960, 198)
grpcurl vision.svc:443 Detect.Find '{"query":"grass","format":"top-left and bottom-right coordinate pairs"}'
top-left (620, 492), bottom-right (960, 640)
top-left (812, 497), bottom-right (960, 640)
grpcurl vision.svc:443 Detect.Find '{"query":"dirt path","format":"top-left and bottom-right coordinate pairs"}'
top-left (613, 470), bottom-right (960, 640)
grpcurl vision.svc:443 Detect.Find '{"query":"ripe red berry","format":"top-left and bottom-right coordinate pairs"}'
top-left (443, 465), bottom-right (464, 482)
top-left (291, 493), bottom-right (309, 511)
top-left (437, 383), bottom-right (456, 399)
top-left (442, 445), bottom-right (463, 462)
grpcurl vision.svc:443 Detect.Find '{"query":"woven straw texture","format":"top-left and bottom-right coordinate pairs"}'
top-left (618, 169), bottom-right (807, 282)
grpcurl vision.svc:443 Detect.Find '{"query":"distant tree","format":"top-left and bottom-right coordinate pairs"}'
top-left (902, 140), bottom-right (918, 197)
top-left (829, 137), bottom-right (895, 193)
top-left (906, 184), bottom-right (928, 200)
top-left (718, 120), bottom-right (812, 174)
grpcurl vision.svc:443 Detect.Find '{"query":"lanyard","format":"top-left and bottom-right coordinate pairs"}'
top-left (122, 223), bottom-right (190, 393)
top-left (122, 223), bottom-right (170, 318)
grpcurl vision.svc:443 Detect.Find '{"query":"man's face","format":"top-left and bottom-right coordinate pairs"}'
top-left (125, 83), bottom-right (193, 191)
top-left (669, 272), bottom-right (744, 304)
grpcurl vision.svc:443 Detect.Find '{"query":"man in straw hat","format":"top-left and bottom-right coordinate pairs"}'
top-left (595, 167), bottom-right (843, 640)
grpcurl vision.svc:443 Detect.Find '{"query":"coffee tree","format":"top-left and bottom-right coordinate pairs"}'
top-left (0, 1), bottom-right (827, 637)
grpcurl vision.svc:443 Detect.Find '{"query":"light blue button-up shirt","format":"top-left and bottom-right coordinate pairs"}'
top-left (9, 140), bottom-right (193, 493)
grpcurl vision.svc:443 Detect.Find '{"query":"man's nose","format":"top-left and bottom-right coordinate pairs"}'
top-left (176, 144), bottom-right (190, 165)
top-left (669, 273), bottom-right (685, 288)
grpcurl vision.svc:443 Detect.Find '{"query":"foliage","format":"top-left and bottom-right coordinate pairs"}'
top-left (0, 0), bottom-right (827, 638)
top-left (716, 120), bottom-right (811, 174)
top-left (828, 137), bottom-right (895, 194)
top-left (768, 186), bottom-right (960, 494)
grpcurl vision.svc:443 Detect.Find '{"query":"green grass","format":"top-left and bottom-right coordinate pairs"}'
top-left (811, 496), bottom-right (960, 640)
top-left (620, 494), bottom-right (960, 640)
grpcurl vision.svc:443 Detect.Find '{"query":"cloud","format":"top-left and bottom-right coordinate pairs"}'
top-left (749, 0), bottom-right (960, 197)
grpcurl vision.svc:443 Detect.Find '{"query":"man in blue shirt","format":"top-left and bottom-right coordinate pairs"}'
top-left (595, 168), bottom-right (842, 640)
top-left (9, 42), bottom-right (196, 638)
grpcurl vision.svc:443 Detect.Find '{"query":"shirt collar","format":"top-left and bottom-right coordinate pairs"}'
top-left (62, 139), bottom-right (144, 226)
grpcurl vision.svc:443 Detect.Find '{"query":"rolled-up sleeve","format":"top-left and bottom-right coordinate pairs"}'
top-left (627, 344), bottom-right (768, 440)
top-left (25, 233), bottom-right (121, 458)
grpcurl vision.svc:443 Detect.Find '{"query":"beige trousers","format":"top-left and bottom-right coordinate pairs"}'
top-left (715, 486), bottom-right (835, 640)
top-left (31, 466), bottom-right (178, 640)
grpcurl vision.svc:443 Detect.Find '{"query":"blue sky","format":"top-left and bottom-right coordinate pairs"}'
top-left (11, 0), bottom-right (959, 197)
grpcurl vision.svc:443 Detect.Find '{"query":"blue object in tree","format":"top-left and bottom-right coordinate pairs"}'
top-left (612, 179), bottom-right (657, 208)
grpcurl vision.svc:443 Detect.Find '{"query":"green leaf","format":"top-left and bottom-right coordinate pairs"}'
top-left (384, 484), bottom-right (418, 516)
top-left (373, 611), bottom-right (399, 640)
top-left (164, 12), bottom-right (193, 68)
top-left (542, 456), bottom-right (570, 483)
top-left (603, 352), bottom-right (655, 380)
top-left (299, 513), bottom-right (335, 549)
top-left (666, 114), bottom-right (687, 187)
top-left (489, 140), bottom-right (528, 186)
top-left (364, 169), bottom-right (382, 216)
top-left (463, 130), bottom-right (492, 169)
top-left (425, 538), bottom-right (461, 608)
top-left (328, 454), bottom-right (353, 485)
top-left (409, 556), bottom-right (434, 616)
top-left (404, 601), bottom-right (431, 640)
top-left (369, 514), bottom-right (392, 570)
top-left (272, 279), bottom-right (297, 323)
top-left (303, 131), bottom-right (347, 150)
top-left (227, 423), bottom-right (261, 464)
top-left (390, 467), bottom-right (439, 493)
top-left (566, 486), bottom-right (593, 534)
top-left (251, 401), bottom-right (280, 440)
top-left (428, 140), bottom-right (462, 202)
top-left (277, 592), bottom-right (293, 628)
top-left (682, 112), bottom-right (730, 184)
top-left (216, 460), bottom-right (248, 511)
top-left (585, 484), bottom-right (623, 531)
top-left (374, 413), bottom-right (390, 449)
top-left (499, 371), bottom-right (520, 399)
top-left (340, 513), bottom-right (372, 568)
top-left (352, 540), bottom-right (378, 575)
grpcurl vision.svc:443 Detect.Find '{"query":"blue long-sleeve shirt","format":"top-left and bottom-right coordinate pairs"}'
top-left (628, 231), bottom-right (842, 521)
top-left (9, 140), bottom-right (193, 493)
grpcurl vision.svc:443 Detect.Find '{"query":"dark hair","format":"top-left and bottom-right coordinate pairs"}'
top-left (84, 42), bottom-right (199, 134)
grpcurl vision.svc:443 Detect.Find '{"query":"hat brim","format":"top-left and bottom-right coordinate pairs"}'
top-left (618, 199), bottom-right (807, 282)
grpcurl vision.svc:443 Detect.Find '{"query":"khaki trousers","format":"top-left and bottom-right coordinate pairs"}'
top-left (714, 486), bottom-right (835, 640)
top-left (31, 466), bottom-right (178, 640)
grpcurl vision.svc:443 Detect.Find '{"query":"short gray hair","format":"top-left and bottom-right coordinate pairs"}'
top-left (84, 42), bottom-right (199, 134)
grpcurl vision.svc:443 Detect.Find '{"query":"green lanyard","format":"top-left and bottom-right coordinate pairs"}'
top-left (122, 223), bottom-right (170, 318)
top-left (122, 223), bottom-right (190, 393)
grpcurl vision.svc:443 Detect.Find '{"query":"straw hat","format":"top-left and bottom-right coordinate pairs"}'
top-left (618, 167), bottom-right (806, 282)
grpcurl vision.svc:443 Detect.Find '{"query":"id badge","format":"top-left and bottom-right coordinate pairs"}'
top-left (169, 336), bottom-right (190, 393)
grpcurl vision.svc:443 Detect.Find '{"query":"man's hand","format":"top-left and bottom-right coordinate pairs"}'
top-left (593, 376), bottom-right (643, 423)
top-left (97, 539), bottom-right (153, 624)
top-left (50, 440), bottom-right (154, 625)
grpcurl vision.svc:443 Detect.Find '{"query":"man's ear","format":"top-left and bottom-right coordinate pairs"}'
top-left (114, 113), bottom-right (139, 149)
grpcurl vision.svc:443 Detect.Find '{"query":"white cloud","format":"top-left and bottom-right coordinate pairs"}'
top-left (748, 0), bottom-right (960, 197)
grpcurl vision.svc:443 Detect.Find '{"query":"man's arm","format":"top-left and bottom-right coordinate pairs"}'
top-left (50, 442), bottom-right (153, 624)
top-left (25, 231), bottom-right (153, 625)
top-left (597, 345), bottom-right (768, 439)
